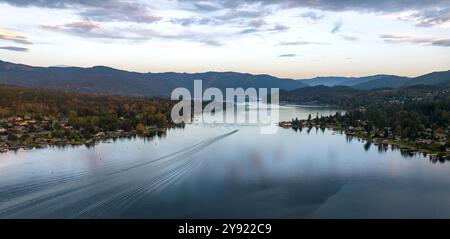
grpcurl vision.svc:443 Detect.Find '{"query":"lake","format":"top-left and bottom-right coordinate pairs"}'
top-left (1, 104), bottom-right (450, 218)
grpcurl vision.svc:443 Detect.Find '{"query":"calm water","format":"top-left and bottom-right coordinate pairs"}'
top-left (1, 105), bottom-right (450, 218)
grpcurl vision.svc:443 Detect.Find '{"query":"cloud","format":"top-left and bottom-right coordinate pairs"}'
top-left (80, 5), bottom-right (162, 23)
top-left (178, 0), bottom-right (449, 12)
top-left (278, 53), bottom-right (297, 57)
top-left (170, 17), bottom-right (219, 27)
top-left (432, 39), bottom-right (450, 47)
top-left (278, 41), bottom-right (323, 46)
top-left (238, 28), bottom-right (260, 34)
top-left (380, 34), bottom-right (450, 47)
top-left (178, 0), bottom-right (450, 27)
top-left (0, 46), bottom-right (29, 52)
top-left (201, 40), bottom-right (223, 46)
top-left (248, 18), bottom-right (267, 28)
top-left (41, 20), bottom-right (226, 46)
top-left (341, 35), bottom-right (359, 41)
top-left (65, 21), bottom-right (99, 31)
top-left (171, 13), bottom-right (267, 28)
top-left (0, 29), bottom-right (32, 44)
top-left (0, 0), bottom-right (162, 23)
top-left (128, 27), bottom-right (224, 46)
top-left (41, 21), bottom-right (148, 40)
top-left (189, 1), bottom-right (223, 12)
top-left (4, 0), bottom-right (450, 49)
top-left (216, 9), bottom-right (265, 20)
top-left (169, 7), bottom-right (270, 32)
top-left (0, 0), bottom-right (98, 8)
top-left (398, 7), bottom-right (450, 27)
top-left (331, 21), bottom-right (342, 34)
top-left (3, 0), bottom-right (450, 27)
top-left (300, 11), bottom-right (324, 21)
top-left (269, 24), bottom-right (289, 32)
top-left (42, 21), bottom-right (100, 33)
top-left (237, 23), bottom-right (290, 35)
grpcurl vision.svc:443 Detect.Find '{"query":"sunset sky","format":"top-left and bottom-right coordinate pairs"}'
top-left (1, 0), bottom-right (450, 79)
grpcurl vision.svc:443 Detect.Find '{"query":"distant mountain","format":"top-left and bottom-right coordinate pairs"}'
top-left (1, 60), bottom-right (449, 97)
top-left (404, 70), bottom-right (450, 87)
top-left (301, 71), bottom-right (450, 90)
top-left (0, 60), bottom-right (307, 97)
top-left (301, 75), bottom-right (399, 87)
top-left (352, 75), bottom-right (410, 90)
top-left (301, 77), bottom-right (357, 87)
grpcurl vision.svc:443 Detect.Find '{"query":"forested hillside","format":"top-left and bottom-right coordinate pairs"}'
top-left (0, 85), bottom-right (178, 152)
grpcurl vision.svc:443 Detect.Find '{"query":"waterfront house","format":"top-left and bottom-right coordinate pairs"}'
top-left (18, 121), bottom-right (29, 127)
top-left (95, 132), bottom-right (106, 137)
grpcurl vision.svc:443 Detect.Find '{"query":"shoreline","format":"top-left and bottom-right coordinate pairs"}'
top-left (0, 128), bottom-right (171, 154)
top-left (279, 121), bottom-right (450, 159)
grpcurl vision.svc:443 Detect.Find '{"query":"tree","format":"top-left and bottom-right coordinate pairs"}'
top-left (136, 123), bottom-right (146, 134)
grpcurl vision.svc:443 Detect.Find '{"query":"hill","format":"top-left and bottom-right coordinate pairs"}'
top-left (301, 75), bottom-right (406, 87)
top-left (352, 75), bottom-right (410, 90)
top-left (1, 60), bottom-right (449, 95)
top-left (280, 84), bottom-right (447, 107)
top-left (404, 70), bottom-right (450, 87)
top-left (301, 71), bottom-right (450, 89)
top-left (0, 60), bottom-right (307, 97)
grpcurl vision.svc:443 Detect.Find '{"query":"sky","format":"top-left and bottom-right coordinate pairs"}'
top-left (0, 0), bottom-right (450, 79)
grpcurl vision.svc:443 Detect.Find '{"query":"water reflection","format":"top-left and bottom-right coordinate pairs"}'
top-left (1, 105), bottom-right (450, 218)
top-left (290, 126), bottom-right (449, 164)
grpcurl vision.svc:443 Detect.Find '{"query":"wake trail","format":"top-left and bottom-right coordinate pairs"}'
top-left (0, 130), bottom-right (238, 218)
top-left (106, 129), bottom-right (238, 176)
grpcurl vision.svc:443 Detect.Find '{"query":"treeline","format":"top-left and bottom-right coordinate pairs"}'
top-left (285, 84), bottom-right (450, 154)
top-left (281, 85), bottom-right (448, 108)
top-left (311, 95), bottom-right (450, 155)
top-left (320, 96), bottom-right (450, 139)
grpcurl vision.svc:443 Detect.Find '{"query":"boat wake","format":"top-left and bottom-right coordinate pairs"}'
top-left (0, 130), bottom-right (238, 218)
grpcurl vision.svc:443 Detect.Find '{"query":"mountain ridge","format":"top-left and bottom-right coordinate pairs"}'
top-left (0, 60), bottom-right (307, 97)
top-left (1, 60), bottom-right (449, 97)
